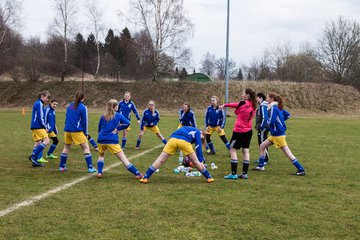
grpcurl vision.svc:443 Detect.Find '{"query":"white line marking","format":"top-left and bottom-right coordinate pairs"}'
top-left (0, 144), bottom-right (163, 217)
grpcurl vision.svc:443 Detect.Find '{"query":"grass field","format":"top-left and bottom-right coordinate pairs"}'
top-left (0, 109), bottom-right (359, 239)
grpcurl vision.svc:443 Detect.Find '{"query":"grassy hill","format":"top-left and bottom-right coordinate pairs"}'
top-left (1, 80), bottom-right (359, 113)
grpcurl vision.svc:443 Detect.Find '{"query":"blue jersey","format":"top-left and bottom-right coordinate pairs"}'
top-left (179, 109), bottom-right (197, 128)
top-left (255, 101), bottom-right (269, 131)
top-left (117, 100), bottom-right (140, 121)
top-left (170, 126), bottom-right (205, 162)
top-left (140, 109), bottom-right (160, 130)
top-left (267, 104), bottom-right (291, 136)
top-left (45, 105), bottom-right (58, 134)
top-left (64, 102), bottom-right (88, 134)
top-left (30, 99), bottom-right (46, 129)
top-left (204, 106), bottom-right (226, 129)
top-left (97, 112), bottom-right (130, 144)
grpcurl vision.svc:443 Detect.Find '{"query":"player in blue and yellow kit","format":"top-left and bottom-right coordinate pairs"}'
top-left (135, 100), bottom-right (167, 149)
top-left (254, 93), bottom-right (306, 176)
top-left (178, 102), bottom-right (197, 128)
top-left (28, 90), bottom-right (51, 167)
top-left (204, 95), bottom-right (230, 154)
top-left (59, 91), bottom-right (96, 173)
top-left (96, 99), bottom-right (142, 179)
top-left (139, 126), bottom-right (214, 183)
top-left (45, 99), bottom-right (59, 159)
top-left (117, 91), bottom-right (141, 150)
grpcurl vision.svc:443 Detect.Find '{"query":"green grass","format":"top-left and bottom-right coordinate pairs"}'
top-left (0, 110), bottom-right (359, 239)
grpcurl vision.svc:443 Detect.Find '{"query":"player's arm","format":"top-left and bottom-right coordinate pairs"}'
top-left (282, 109), bottom-right (291, 121)
top-left (194, 131), bottom-right (205, 162)
top-left (220, 109), bottom-right (226, 129)
top-left (132, 103), bottom-right (141, 121)
top-left (117, 115), bottom-right (131, 131)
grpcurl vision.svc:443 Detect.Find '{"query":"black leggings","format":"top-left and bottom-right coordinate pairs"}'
top-left (51, 136), bottom-right (59, 145)
top-left (206, 134), bottom-right (228, 144)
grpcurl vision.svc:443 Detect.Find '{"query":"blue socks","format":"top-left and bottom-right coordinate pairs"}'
top-left (37, 148), bottom-right (44, 160)
top-left (97, 160), bottom-right (104, 174)
top-left (258, 155), bottom-right (266, 167)
top-left (136, 139), bottom-right (141, 148)
top-left (201, 168), bottom-right (212, 179)
top-left (122, 137), bottom-right (127, 149)
top-left (47, 144), bottom-right (57, 155)
top-left (127, 163), bottom-right (141, 176)
top-left (208, 142), bottom-right (215, 152)
top-left (162, 139), bottom-right (167, 145)
top-left (32, 143), bottom-right (46, 159)
top-left (84, 153), bottom-right (93, 169)
top-left (292, 159), bottom-right (304, 171)
top-left (144, 165), bottom-right (157, 179)
top-left (60, 153), bottom-right (68, 168)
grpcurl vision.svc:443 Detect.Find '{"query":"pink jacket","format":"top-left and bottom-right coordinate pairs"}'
top-left (224, 100), bottom-right (255, 133)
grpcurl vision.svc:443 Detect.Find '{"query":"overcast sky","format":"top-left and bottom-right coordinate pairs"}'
top-left (22, 0), bottom-right (360, 70)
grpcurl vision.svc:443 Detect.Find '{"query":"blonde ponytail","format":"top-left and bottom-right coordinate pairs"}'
top-left (104, 99), bottom-right (118, 121)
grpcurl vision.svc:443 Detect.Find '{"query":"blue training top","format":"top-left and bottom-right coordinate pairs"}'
top-left (30, 99), bottom-right (46, 129)
top-left (204, 105), bottom-right (226, 129)
top-left (178, 109), bottom-right (197, 128)
top-left (64, 102), bottom-right (88, 135)
top-left (140, 109), bottom-right (160, 130)
top-left (170, 126), bottom-right (205, 162)
top-left (45, 105), bottom-right (58, 134)
top-left (97, 112), bottom-right (130, 144)
top-left (267, 104), bottom-right (291, 136)
top-left (117, 100), bottom-right (140, 121)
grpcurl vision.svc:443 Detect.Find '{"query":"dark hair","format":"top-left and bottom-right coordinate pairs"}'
top-left (38, 90), bottom-right (50, 99)
top-left (245, 88), bottom-right (257, 109)
top-left (256, 92), bottom-right (266, 101)
top-left (183, 102), bottom-right (191, 111)
top-left (268, 92), bottom-right (284, 110)
top-left (51, 99), bottom-right (58, 103)
top-left (74, 91), bottom-right (85, 109)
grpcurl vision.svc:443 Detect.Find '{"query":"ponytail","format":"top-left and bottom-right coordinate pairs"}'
top-left (104, 99), bottom-right (118, 121)
top-left (74, 91), bottom-right (85, 109)
top-left (268, 93), bottom-right (284, 110)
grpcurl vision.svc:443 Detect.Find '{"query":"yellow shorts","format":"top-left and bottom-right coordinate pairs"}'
top-left (268, 135), bottom-right (287, 148)
top-left (206, 126), bottom-right (226, 136)
top-left (177, 124), bottom-right (183, 129)
top-left (98, 144), bottom-right (122, 154)
top-left (64, 132), bottom-right (87, 145)
top-left (31, 129), bottom-right (48, 141)
top-left (144, 126), bottom-right (160, 134)
top-left (48, 131), bottom-right (57, 138)
top-left (163, 138), bottom-right (194, 156)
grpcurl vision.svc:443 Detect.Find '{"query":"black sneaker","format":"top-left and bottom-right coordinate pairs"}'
top-left (296, 170), bottom-right (306, 176)
top-left (29, 155), bottom-right (42, 167)
top-left (207, 150), bottom-right (216, 155)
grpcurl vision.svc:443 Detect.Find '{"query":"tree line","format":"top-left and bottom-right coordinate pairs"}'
top-left (0, 0), bottom-right (359, 89)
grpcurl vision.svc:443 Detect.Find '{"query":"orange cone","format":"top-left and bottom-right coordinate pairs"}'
top-left (22, 107), bottom-right (25, 116)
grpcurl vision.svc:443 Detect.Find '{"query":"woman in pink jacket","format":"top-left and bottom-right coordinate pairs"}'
top-left (219, 88), bottom-right (256, 180)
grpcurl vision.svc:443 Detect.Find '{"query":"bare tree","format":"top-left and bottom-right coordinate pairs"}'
top-left (199, 52), bottom-right (216, 77)
top-left (85, 0), bottom-right (104, 80)
top-left (214, 57), bottom-right (237, 80)
top-left (21, 37), bottom-right (45, 82)
top-left (316, 17), bottom-right (360, 87)
top-left (0, 0), bottom-right (22, 52)
top-left (130, 0), bottom-right (193, 81)
top-left (268, 42), bottom-right (293, 80)
top-left (51, 0), bottom-right (78, 81)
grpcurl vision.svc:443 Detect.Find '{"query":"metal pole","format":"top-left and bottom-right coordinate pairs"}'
top-left (225, 0), bottom-right (230, 113)
top-left (225, 0), bottom-right (230, 107)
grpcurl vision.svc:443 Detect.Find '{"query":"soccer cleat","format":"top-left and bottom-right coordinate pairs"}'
top-left (296, 170), bottom-right (306, 176)
top-left (29, 156), bottom-right (42, 167)
top-left (96, 173), bottom-right (103, 178)
top-left (207, 150), bottom-right (216, 155)
top-left (225, 142), bottom-right (230, 150)
top-left (206, 149), bottom-right (211, 154)
top-left (122, 148), bottom-right (126, 151)
top-left (46, 154), bottom-right (58, 159)
top-left (135, 146), bottom-right (140, 150)
top-left (253, 165), bottom-right (265, 171)
top-left (135, 174), bottom-right (143, 180)
top-left (87, 167), bottom-right (97, 173)
top-left (207, 178), bottom-right (215, 183)
top-left (37, 158), bottom-right (48, 163)
top-left (58, 166), bottom-right (67, 172)
top-left (239, 174), bottom-right (248, 179)
top-left (94, 147), bottom-right (99, 152)
top-left (224, 173), bottom-right (238, 179)
top-left (139, 178), bottom-right (149, 184)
